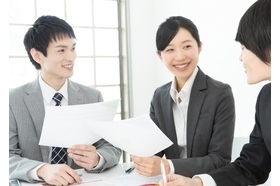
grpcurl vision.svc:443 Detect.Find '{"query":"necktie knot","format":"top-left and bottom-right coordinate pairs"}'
top-left (53, 92), bottom-right (63, 106)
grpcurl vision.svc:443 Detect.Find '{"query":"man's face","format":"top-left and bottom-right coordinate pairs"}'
top-left (39, 36), bottom-right (77, 83)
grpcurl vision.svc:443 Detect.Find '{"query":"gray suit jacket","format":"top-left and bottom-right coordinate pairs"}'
top-left (9, 78), bottom-right (121, 182)
top-left (150, 68), bottom-right (235, 177)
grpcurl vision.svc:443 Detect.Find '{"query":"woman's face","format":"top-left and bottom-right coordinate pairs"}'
top-left (239, 45), bottom-right (271, 84)
top-left (158, 28), bottom-right (201, 86)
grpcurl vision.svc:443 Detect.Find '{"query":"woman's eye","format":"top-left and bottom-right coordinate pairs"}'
top-left (165, 48), bottom-right (173, 52)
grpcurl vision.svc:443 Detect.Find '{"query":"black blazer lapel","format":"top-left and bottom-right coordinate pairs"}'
top-left (187, 69), bottom-right (207, 157)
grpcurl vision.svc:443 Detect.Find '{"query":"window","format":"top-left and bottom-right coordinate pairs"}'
top-left (9, 0), bottom-right (130, 162)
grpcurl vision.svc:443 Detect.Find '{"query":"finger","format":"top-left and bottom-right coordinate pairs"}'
top-left (69, 148), bottom-right (87, 156)
top-left (69, 148), bottom-right (97, 159)
top-left (52, 174), bottom-right (70, 186)
top-left (69, 153), bottom-right (88, 163)
top-left (135, 165), bottom-right (150, 176)
top-left (159, 179), bottom-right (164, 186)
top-left (55, 168), bottom-right (82, 185)
top-left (71, 144), bottom-right (96, 151)
top-left (131, 156), bottom-right (142, 163)
top-left (74, 160), bottom-right (93, 170)
top-left (70, 154), bottom-right (95, 170)
top-left (135, 161), bottom-right (151, 170)
top-left (66, 170), bottom-right (82, 184)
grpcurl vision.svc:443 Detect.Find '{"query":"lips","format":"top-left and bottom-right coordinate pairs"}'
top-left (174, 62), bottom-right (189, 69)
top-left (62, 64), bottom-right (73, 68)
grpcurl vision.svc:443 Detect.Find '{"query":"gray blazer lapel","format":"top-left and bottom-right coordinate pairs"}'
top-left (23, 78), bottom-right (50, 162)
top-left (67, 80), bottom-right (83, 105)
top-left (187, 69), bottom-right (207, 157)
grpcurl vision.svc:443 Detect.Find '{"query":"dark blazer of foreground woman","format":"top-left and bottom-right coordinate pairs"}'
top-left (209, 83), bottom-right (271, 186)
top-left (150, 67), bottom-right (236, 177)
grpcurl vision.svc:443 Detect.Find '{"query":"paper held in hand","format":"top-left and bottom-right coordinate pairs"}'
top-left (39, 99), bottom-right (173, 157)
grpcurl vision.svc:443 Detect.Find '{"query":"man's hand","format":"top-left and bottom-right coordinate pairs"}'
top-left (37, 163), bottom-right (82, 185)
top-left (68, 144), bottom-right (100, 170)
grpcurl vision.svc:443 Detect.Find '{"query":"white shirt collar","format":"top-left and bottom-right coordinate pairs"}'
top-left (170, 66), bottom-right (198, 103)
top-left (39, 75), bottom-right (68, 105)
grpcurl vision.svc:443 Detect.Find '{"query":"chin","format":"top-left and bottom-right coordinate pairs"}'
top-left (247, 79), bottom-right (262, 85)
top-left (65, 73), bottom-right (74, 78)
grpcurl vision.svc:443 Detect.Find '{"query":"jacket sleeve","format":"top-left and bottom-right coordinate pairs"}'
top-left (209, 83), bottom-right (271, 186)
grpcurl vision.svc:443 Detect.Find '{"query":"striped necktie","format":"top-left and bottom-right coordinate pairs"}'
top-left (51, 92), bottom-right (68, 164)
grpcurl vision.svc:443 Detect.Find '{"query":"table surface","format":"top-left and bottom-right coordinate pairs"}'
top-left (19, 162), bottom-right (162, 186)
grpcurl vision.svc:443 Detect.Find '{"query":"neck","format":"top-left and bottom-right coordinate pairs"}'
top-left (40, 74), bottom-right (67, 91)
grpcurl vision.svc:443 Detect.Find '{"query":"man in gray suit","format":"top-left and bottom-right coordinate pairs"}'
top-left (9, 15), bottom-right (122, 185)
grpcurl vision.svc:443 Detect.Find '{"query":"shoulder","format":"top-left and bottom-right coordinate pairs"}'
top-left (68, 80), bottom-right (103, 102)
top-left (153, 81), bottom-right (172, 95)
top-left (206, 75), bottom-right (232, 92)
top-left (206, 77), bottom-right (234, 103)
top-left (196, 68), bottom-right (232, 93)
top-left (68, 80), bottom-right (101, 94)
top-left (256, 82), bottom-right (271, 107)
top-left (9, 79), bottom-right (38, 98)
top-left (259, 83), bottom-right (271, 96)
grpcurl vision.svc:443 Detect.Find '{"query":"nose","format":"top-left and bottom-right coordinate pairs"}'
top-left (67, 50), bottom-right (77, 61)
top-left (239, 50), bottom-right (243, 62)
top-left (175, 49), bottom-right (186, 61)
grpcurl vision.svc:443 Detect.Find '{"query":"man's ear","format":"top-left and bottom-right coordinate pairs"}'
top-left (156, 51), bottom-right (162, 60)
top-left (30, 48), bottom-right (43, 65)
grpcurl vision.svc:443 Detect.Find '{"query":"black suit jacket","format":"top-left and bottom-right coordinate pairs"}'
top-left (150, 68), bottom-right (236, 177)
top-left (209, 83), bottom-right (271, 186)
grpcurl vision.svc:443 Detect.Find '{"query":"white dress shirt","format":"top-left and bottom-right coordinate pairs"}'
top-left (167, 67), bottom-right (198, 173)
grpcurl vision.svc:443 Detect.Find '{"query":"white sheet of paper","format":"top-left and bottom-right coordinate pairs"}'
top-left (81, 115), bottom-right (173, 157)
top-left (102, 172), bottom-right (162, 186)
top-left (20, 164), bottom-right (161, 186)
top-left (39, 99), bottom-right (120, 148)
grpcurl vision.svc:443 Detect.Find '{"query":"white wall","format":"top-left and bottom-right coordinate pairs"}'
top-left (127, 0), bottom-right (269, 137)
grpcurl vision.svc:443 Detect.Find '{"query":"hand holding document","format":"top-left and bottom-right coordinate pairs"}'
top-left (39, 99), bottom-right (173, 156)
top-left (81, 115), bottom-right (173, 157)
top-left (39, 99), bottom-right (120, 148)
top-left (83, 115), bottom-right (172, 157)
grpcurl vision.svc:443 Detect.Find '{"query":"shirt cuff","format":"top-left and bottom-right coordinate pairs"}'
top-left (193, 174), bottom-right (217, 186)
top-left (167, 159), bottom-right (175, 174)
top-left (27, 163), bottom-right (46, 181)
top-left (89, 152), bottom-right (105, 170)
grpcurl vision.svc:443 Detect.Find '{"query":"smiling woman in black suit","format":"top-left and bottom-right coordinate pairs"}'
top-left (159, 0), bottom-right (271, 185)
